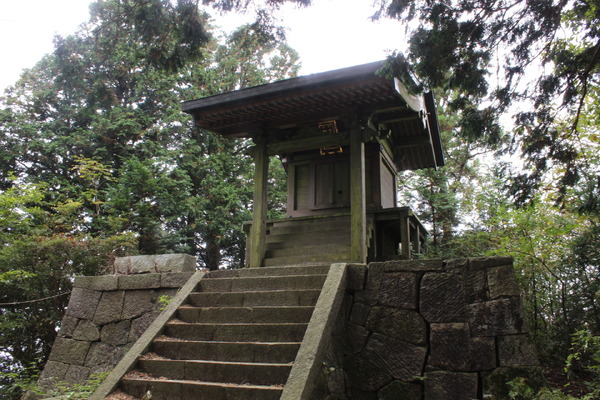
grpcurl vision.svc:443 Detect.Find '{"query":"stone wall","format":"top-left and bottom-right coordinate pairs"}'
top-left (323, 257), bottom-right (544, 400)
top-left (37, 255), bottom-right (195, 388)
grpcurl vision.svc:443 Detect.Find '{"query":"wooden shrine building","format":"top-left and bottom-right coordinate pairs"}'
top-left (182, 61), bottom-right (444, 267)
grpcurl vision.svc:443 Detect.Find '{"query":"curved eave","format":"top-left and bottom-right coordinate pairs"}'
top-left (181, 61), bottom-right (444, 171)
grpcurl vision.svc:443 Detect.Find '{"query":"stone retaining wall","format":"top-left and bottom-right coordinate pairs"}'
top-left (323, 257), bottom-right (544, 400)
top-left (37, 255), bottom-right (195, 388)
top-left (37, 255), bottom-right (541, 400)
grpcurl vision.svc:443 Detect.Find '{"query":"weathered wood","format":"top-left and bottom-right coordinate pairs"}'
top-left (268, 134), bottom-right (350, 155)
top-left (400, 216), bottom-right (410, 259)
top-left (350, 126), bottom-right (367, 263)
top-left (249, 139), bottom-right (269, 268)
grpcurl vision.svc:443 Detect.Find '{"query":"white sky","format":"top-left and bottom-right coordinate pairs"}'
top-left (0, 0), bottom-right (405, 91)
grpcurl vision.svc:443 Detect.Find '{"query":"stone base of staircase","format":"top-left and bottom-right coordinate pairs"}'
top-left (107, 264), bottom-right (330, 400)
top-left (38, 256), bottom-right (543, 400)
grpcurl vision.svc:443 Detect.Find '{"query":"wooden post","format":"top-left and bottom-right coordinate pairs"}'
top-left (249, 138), bottom-right (269, 268)
top-left (400, 216), bottom-right (410, 259)
top-left (350, 126), bottom-right (367, 263)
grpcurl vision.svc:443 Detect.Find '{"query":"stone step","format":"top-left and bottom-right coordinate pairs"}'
top-left (195, 274), bottom-right (327, 292)
top-left (264, 254), bottom-right (351, 268)
top-left (165, 322), bottom-right (308, 342)
top-left (266, 230), bottom-right (350, 245)
top-left (120, 377), bottom-right (282, 400)
top-left (176, 306), bottom-right (314, 324)
top-left (187, 289), bottom-right (322, 307)
top-left (267, 244), bottom-right (350, 258)
top-left (137, 359), bottom-right (291, 386)
top-left (267, 218), bottom-right (350, 235)
top-left (151, 339), bottom-right (301, 363)
top-left (206, 264), bottom-right (330, 279)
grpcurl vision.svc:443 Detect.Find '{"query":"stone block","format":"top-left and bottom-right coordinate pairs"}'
top-left (64, 364), bottom-right (91, 383)
top-left (365, 262), bottom-right (384, 291)
top-left (429, 323), bottom-right (496, 371)
top-left (379, 271), bottom-right (418, 309)
top-left (344, 352), bottom-right (393, 392)
top-left (424, 371), bottom-right (478, 400)
top-left (58, 316), bottom-right (79, 338)
top-left (100, 320), bottom-right (131, 346)
top-left (161, 272), bottom-right (195, 288)
top-left (65, 288), bottom-right (102, 320)
top-left (364, 333), bottom-right (427, 381)
top-left (38, 361), bottom-right (69, 383)
top-left (325, 366), bottom-right (346, 395)
top-left (353, 289), bottom-right (379, 307)
top-left (380, 259), bottom-right (444, 272)
top-left (443, 258), bottom-right (468, 272)
top-left (420, 272), bottom-right (467, 323)
top-left (114, 254), bottom-right (196, 274)
top-left (121, 289), bottom-right (155, 320)
top-left (429, 323), bottom-right (471, 371)
top-left (470, 337), bottom-right (499, 371)
top-left (155, 253), bottom-right (196, 272)
top-left (366, 306), bottom-right (426, 345)
top-left (462, 267), bottom-right (489, 303)
top-left (84, 342), bottom-right (122, 370)
top-left (349, 302), bottom-right (371, 326)
top-left (483, 366), bottom-right (545, 400)
top-left (343, 322), bottom-right (370, 355)
top-left (118, 273), bottom-right (161, 290)
top-left (47, 338), bottom-right (91, 365)
top-left (346, 387), bottom-right (378, 400)
top-left (72, 319), bottom-right (100, 342)
top-left (129, 311), bottom-right (161, 342)
top-left (378, 380), bottom-right (422, 400)
top-left (468, 256), bottom-right (514, 270)
top-left (73, 275), bottom-right (118, 291)
top-left (498, 335), bottom-right (539, 366)
top-left (467, 297), bottom-right (525, 336)
top-left (93, 291), bottom-right (125, 326)
top-left (347, 264), bottom-right (367, 291)
top-left (488, 264), bottom-right (520, 299)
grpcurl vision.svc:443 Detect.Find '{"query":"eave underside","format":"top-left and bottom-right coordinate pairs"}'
top-left (182, 62), bottom-right (444, 171)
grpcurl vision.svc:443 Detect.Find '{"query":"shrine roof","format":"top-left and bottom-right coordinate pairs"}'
top-left (181, 61), bottom-right (444, 170)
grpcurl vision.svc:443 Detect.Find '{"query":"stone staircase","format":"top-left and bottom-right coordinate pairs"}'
top-left (263, 216), bottom-right (352, 267)
top-left (109, 264), bottom-right (330, 400)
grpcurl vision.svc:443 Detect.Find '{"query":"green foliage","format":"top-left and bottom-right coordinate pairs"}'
top-left (1, 369), bottom-right (109, 400)
top-left (503, 329), bottom-right (599, 400)
top-left (0, 2), bottom-right (297, 394)
top-left (157, 294), bottom-right (173, 311)
top-left (565, 330), bottom-right (600, 394)
top-left (0, 182), bottom-right (137, 399)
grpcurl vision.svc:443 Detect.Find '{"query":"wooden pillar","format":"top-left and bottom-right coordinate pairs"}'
top-left (350, 126), bottom-right (367, 263)
top-left (249, 138), bottom-right (269, 268)
top-left (400, 215), bottom-right (410, 259)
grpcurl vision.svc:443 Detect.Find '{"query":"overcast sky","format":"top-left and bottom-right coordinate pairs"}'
top-left (0, 0), bottom-right (404, 91)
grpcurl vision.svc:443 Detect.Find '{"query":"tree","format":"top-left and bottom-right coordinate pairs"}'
top-left (0, 1), bottom-right (298, 269)
top-left (379, 0), bottom-right (599, 206)
top-left (0, 181), bottom-right (136, 400)
top-left (0, 1), bottom-right (298, 396)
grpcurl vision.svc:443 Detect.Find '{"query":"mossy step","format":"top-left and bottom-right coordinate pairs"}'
top-left (187, 289), bottom-right (322, 307)
top-left (137, 359), bottom-right (291, 386)
top-left (206, 264), bottom-right (330, 278)
top-left (196, 274), bottom-right (327, 292)
top-left (267, 244), bottom-right (351, 258)
top-left (267, 218), bottom-right (350, 234)
top-left (120, 377), bottom-right (282, 400)
top-left (176, 306), bottom-right (315, 324)
top-left (151, 339), bottom-right (301, 363)
top-left (265, 230), bottom-right (350, 245)
top-left (264, 254), bottom-right (352, 268)
top-left (165, 322), bottom-right (309, 342)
